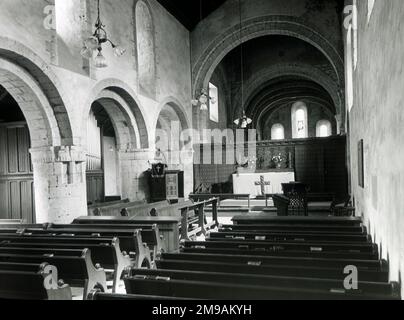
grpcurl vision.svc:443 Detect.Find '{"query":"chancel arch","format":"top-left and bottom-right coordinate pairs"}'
top-left (192, 15), bottom-right (345, 116)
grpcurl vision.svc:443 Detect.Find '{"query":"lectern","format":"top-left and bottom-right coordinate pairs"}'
top-left (165, 170), bottom-right (184, 202)
top-left (147, 169), bottom-right (184, 203)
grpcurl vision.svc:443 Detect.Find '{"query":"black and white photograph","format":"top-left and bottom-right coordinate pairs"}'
top-left (0, 0), bottom-right (402, 303)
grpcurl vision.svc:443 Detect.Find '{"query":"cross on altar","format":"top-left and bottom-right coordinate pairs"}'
top-left (254, 175), bottom-right (271, 195)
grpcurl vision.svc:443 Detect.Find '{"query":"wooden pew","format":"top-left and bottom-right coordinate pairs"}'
top-left (120, 199), bottom-right (193, 218)
top-left (0, 219), bottom-right (26, 225)
top-left (0, 224), bottom-right (46, 230)
top-left (0, 235), bottom-right (130, 293)
top-left (155, 258), bottom-right (387, 282)
top-left (159, 252), bottom-right (386, 274)
top-left (0, 262), bottom-right (72, 300)
top-left (219, 224), bottom-right (366, 234)
top-left (45, 224), bottom-right (160, 262)
top-left (87, 290), bottom-right (191, 300)
top-left (183, 240), bottom-right (379, 260)
top-left (128, 268), bottom-right (400, 300)
top-left (189, 194), bottom-right (251, 207)
top-left (209, 231), bottom-right (371, 243)
top-left (107, 213), bottom-right (398, 300)
top-left (179, 198), bottom-right (219, 241)
top-left (73, 216), bottom-right (182, 253)
top-left (89, 199), bottom-right (192, 218)
top-left (232, 216), bottom-right (364, 227)
top-left (20, 228), bottom-right (152, 269)
top-left (122, 276), bottom-right (398, 300)
top-left (0, 247), bottom-right (106, 299)
top-left (203, 238), bottom-right (376, 254)
top-left (87, 198), bottom-right (130, 216)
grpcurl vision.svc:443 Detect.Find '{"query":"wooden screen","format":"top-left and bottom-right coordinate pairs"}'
top-left (86, 110), bottom-right (104, 204)
top-left (194, 136), bottom-right (348, 195)
top-left (0, 122), bottom-right (35, 222)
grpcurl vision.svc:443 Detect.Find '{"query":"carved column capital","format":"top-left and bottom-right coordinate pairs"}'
top-left (30, 145), bottom-right (86, 164)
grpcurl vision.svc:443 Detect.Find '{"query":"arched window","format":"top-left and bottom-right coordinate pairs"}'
top-left (346, 24), bottom-right (354, 113)
top-left (316, 120), bottom-right (332, 138)
top-left (367, 0), bottom-right (375, 22)
top-left (209, 82), bottom-right (219, 123)
top-left (353, 0), bottom-right (358, 70)
top-left (291, 102), bottom-right (308, 139)
top-left (271, 124), bottom-right (285, 140)
top-left (135, 1), bottom-right (156, 97)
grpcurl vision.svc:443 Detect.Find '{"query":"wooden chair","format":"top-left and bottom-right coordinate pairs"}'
top-left (281, 183), bottom-right (308, 216)
top-left (330, 195), bottom-right (355, 217)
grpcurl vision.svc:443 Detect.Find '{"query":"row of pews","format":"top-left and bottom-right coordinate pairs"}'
top-left (0, 200), bottom-right (401, 300)
top-left (91, 216), bottom-right (401, 300)
top-left (0, 198), bottom-right (219, 300)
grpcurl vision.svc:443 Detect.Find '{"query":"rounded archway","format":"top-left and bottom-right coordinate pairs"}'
top-left (84, 81), bottom-right (150, 204)
top-left (84, 79), bottom-right (149, 150)
top-left (0, 36), bottom-right (74, 147)
top-left (232, 63), bottom-right (343, 125)
top-left (0, 39), bottom-right (77, 223)
top-left (155, 99), bottom-right (189, 167)
top-left (193, 15), bottom-right (344, 99)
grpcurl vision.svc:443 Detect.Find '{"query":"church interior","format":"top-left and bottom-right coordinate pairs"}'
top-left (0, 0), bottom-right (403, 301)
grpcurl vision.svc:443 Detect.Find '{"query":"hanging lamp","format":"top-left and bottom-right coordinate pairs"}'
top-left (191, 0), bottom-right (216, 111)
top-left (80, 0), bottom-right (126, 68)
top-left (233, 0), bottom-right (252, 129)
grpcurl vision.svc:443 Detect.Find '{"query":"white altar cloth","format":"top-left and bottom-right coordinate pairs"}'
top-left (233, 171), bottom-right (295, 197)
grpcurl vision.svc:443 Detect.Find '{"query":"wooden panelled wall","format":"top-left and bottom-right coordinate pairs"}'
top-left (0, 122), bottom-right (35, 222)
top-left (194, 136), bottom-right (348, 195)
top-left (86, 110), bottom-right (104, 205)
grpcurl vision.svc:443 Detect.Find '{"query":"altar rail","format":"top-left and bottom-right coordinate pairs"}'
top-left (193, 135), bottom-right (348, 195)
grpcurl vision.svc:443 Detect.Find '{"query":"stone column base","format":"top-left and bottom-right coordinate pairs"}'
top-left (30, 146), bottom-right (87, 223)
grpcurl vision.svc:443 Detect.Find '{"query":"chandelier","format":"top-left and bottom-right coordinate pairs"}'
top-left (233, 0), bottom-right (252, 129)
top-left (234, 110), bottom-right (252, 129)
top-left (191, 1), bottom-right (216, 112)
top-left (80, 0), bottom-right (126, 68)
top-left (192, 88), bottom-right (216, 111)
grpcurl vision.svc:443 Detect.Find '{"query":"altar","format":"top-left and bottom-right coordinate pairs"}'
top-left (232, 170), bottom-right (295, 197)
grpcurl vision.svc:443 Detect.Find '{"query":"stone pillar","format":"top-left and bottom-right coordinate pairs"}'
top-left (180, 148), bottom-right (195, 197)
top-left (119, 149), bottom-right (155, 202)
top-left (30, 146), bottom-right (87, 224)
top-left (335, 114), bottom-right (344, 135)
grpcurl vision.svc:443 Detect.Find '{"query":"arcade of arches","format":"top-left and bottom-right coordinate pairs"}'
top-left (1, 0), bottom-right (404, 296)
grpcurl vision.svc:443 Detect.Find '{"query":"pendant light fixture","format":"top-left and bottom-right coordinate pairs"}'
top-left (191, 0), bottom-right (216, 111)
top-left (81, 0), bottom-right (126, 68)
top-left (233, 0), bottom-right (252, 129)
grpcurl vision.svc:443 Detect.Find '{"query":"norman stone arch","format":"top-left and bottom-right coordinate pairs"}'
top-left (84, 79), bottom-right (149, 149)
top-left (155, 97), bottom-right (190, 132)
top-left (0, 38), bottom-right (83, 224)
top-left (192, 15), bottom-right (344, 104)
top-left (155, 98), bottom-right (190, 162)
top-left (0, 36), bottom-right (74, 146)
